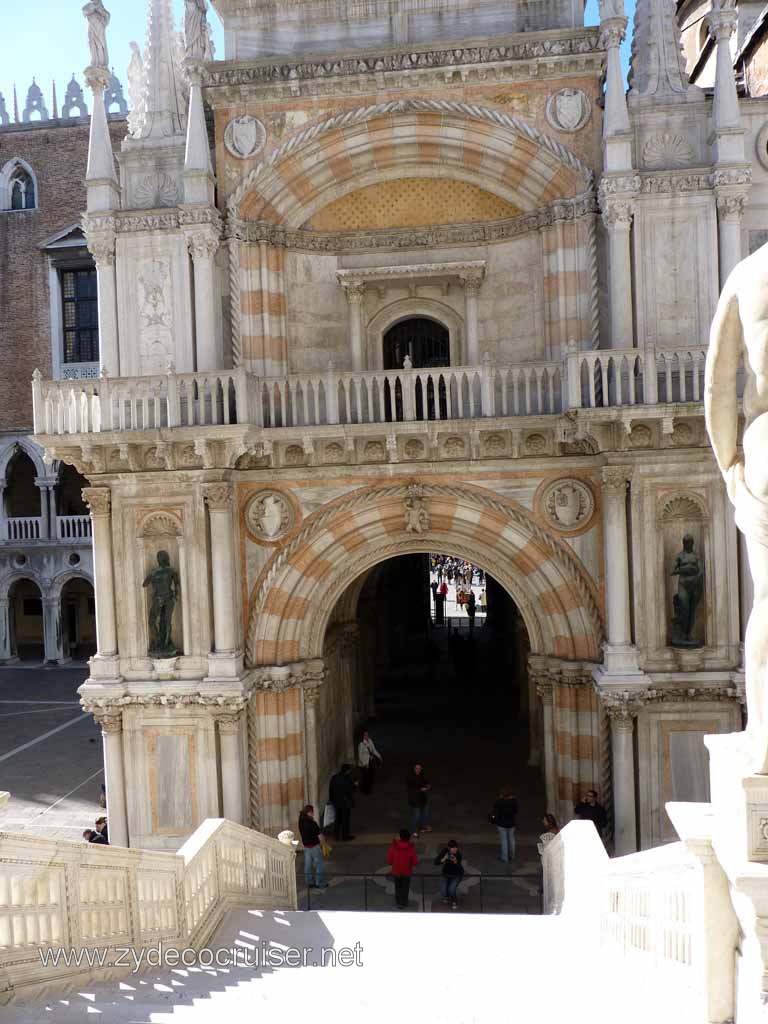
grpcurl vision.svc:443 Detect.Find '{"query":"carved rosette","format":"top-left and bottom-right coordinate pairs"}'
top-left (82, 487), bottom-right (111, 517)
top-left (202, 483), bottom-right (233, 512)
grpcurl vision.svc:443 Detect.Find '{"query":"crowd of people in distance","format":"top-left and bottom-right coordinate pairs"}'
top-left (296, 725), bottom-right (609, 911)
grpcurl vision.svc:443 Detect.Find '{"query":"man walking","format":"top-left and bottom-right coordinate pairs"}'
top-left (387, 829), bottom-right (418, 909)
top-left (357, 730), bottom-right (383, 795)
top-left (329, 763), bottom-right (356, 841)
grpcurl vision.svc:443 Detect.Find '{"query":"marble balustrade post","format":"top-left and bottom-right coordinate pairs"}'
top-left (83, 487), bottom-right (118, 657)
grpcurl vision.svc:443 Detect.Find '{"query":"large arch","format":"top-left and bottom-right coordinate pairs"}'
top-left (230, 100), bottom-right (593, 227)
top-left (246, 481), bottom-right (603, 667)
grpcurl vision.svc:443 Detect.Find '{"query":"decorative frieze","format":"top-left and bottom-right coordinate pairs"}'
top-left (82, 694), bottom-right (249, 713)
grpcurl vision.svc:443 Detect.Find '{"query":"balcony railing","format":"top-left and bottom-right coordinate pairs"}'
top-left (32, 345), bottom-right (709, 437)
top-left (56, 514), bottom-right (92, 541)
top-left (5, 517), bottom-right (42, 541)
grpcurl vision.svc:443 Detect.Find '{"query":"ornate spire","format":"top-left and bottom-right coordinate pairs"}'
top-left (22, 79), bottom-right (49, 121)
top-left (63, 74), bottom-right (89, 118)
top-left (628, 0), bottom-right (700, 104)
top-left (131, 0), bottom-right (188, 141)
top-left (0, 93), bottom-right (8, 126)
top-left (52, 80), bottom-right (58, 119)
top-left (12, 85), bottom-right (19, 123)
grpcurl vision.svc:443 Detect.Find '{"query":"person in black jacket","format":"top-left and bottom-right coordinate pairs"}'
top-left (574, 789), bottom-right (608, 837)
top-left (83, 829), bottom-right (108, 845)
top-left (434, 839), bottom-right (464, 909)
top-left (328, 763), bottom-right (356, 841)
top-left (491, 787), bottom-right (519, 862)
top-left (298, 805), bottom-right (327, 890)
top-left (407, 763), bottom-right (432, 837)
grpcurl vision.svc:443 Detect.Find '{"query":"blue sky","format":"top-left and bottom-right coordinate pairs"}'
top-left (1, 0), bottom-right (632, 120)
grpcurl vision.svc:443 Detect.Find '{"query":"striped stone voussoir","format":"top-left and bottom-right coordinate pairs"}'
top-left (246, 482), bottom-right (604, 669)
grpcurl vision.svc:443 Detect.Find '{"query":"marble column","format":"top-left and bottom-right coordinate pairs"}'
top-left (463, 277), bottom-right (481, 365)
top-left (0, 598), bottom-right (13, 662)
top-left (188, 233), bottom-right (220, 371)
top-left (601, 199), bottom-right (635, 348)
top-left (202, 484), bottom-right (238, 657)
top-left (89, 241), bottom-right (120, 378)
top-left (96, 710), bottom-right (129, 847)
top-left (216, 712), bottom-right (245, 825)
top-left (42, 597), bottom-right (65, 664)
top-left (303, 684), bottom-right (322, 814)
top-left (601, 467), bottom-right (640, 674)
top-left (537, 680), bottom-right (558, 814)
top-left (35, 479), bottom-right (50, 540)
top-left (608, 705), bottom-right (637, 855)
top-left (83, 487), bottom-right (118, 658)
top-left (343, 283), bottom-right (366, 371)
top-left (715, 193), bottom-right (746, 287)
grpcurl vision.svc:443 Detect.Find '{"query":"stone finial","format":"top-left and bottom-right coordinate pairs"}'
top-left (52, 80), bottom-right (58, 119)
top-left (0, 93), bottom-right (8, 126)
top-left (105, 69), bottom-right (127, 115)
top-left (12, 84), bottom-right (19, 123)
top-left (62, 75), bottom-right (89, 118)
top-left (628, 0), bottom-right (702, 104)
top-left (126, 41), bottom-right (145, 138)
top-left (133, 0), bottom-right (188, 141)
top-left (22, 79), bottom-right (49, 122)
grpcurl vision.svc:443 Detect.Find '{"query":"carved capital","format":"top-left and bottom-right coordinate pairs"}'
top-left (706, 8), bottom-right (738, 41)
top-left (202, 483), bottom-right (233, 511)
top-left (600, 198), bottom-right (634, 227)
top-left (341, 282), bottom-right (366, 304)
top-left (88, 235), bottom-right (116, 267)
top-left (88, 706), bottom-right (122, 733)
top-left (606, 704), bottom-right (636, 729)
top-left (536, 680), bottom-right (554, 704)
top-left (599, 22), bottom-right (627, 49)
top-left (215, 712), bottom-right (242, 734)
top-left (187, 232), bottom-right (220, 261)
top-left (462, 277), bottom-right (483, 297)
top-left (303, 684), bottom-right (323, 707)
top-left (82, 486), bottom-right (111, 517)
top-left (715, 192), bottom-right (747, 218)
top-left (601, 467), bottom-right (629, 499)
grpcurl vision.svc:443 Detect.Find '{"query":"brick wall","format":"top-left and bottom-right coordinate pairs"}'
top-left (0, 118), bottom-right (125, 432)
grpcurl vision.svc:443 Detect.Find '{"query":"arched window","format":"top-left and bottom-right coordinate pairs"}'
top-left (383, 317), bottom-right (450, 370)
top-left (2, 160), bottom-right (37, 211)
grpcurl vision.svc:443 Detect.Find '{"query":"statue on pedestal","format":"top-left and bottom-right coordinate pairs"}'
top-left (142, 550), bottom-right (181, 657)
top-left (82, 0), bottom-right (110, 70)
top-left (670, 534), bottom-right (704, 647)
top-left (705, 240), bottom-right (768, 770)
top-left (184, 0), bottom-right (209, 63)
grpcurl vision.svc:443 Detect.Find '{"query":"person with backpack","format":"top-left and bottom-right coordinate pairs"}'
top-left (434, 839), bottom-right (464, 909)
top-left (387, 829), bottom-right (419, 909)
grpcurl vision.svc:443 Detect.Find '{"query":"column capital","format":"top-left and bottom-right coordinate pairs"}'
top-left (303, 683), bottom-right (323, 707)
top-left (341, 281), bottom-right (366, 303)
top-left (462, 276), bottom-right (483, 297)
top-left (715, 191), bottom-right (748, 219)
top-left (599, 20), bottom-right (627, 49)
top-left (706, 5), bottom-right (738, 41)
top-left (214, 711), bottom-right (243, 734)
top-left (202, 482), bottom-right (233, 511)
top-left (600, 197), bottom-right (635, 228)
top-left (187, 231), bottom-right (220, 262)
top-left (601, 466), bottom-right (629, 497)
top-left (82, 486), bottom-right (111, 517)
top-left (89, 707), bottom-right (123, 733)
top-left (536, 679), bottom-right (554, 704)
top-left (87, 234), bottom-right (116, 267)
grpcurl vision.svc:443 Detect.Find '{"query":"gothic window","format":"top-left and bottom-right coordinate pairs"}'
top-left (61, 268), bottom-right (99, 364)
top-left (7, 164), bottom-right (36, 210)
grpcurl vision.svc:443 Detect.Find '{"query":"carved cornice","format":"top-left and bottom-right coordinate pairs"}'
top-left (599, 685), bottom-right (742, 715)
top-left (204, 32), bottom-right (603, 93)
top-left (90, 207), bottom-right (224, 236)
top-left (337, 260), bottom-right (486, 290)
top-left (251, 660), bottom-right (326, 693)
top-left (82, 695), bottom-right (249, 712)
top-left (598, 173), bottom-right (641, 197)
top-left (638, 172), bottom-right (711, 195)
top-left (227, 192), bottom-right (597, 253)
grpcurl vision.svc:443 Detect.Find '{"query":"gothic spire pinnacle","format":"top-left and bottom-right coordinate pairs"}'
top-left (132, 0), bottom-right (188, 141)
top-left (13, 84), bottom-right (19, 123)
top-left (628, 0), bottom-right (702, 104)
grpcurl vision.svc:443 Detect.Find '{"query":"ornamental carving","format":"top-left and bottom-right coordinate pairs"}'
top-left (202, 484), bottom-right (233, 511)
top-left (138, 511), bottom-right (183, 538)
top-left (323, 442), bottom-right (346, 464)
top-left (224, 115), bottom-right (266, 159)
top-left (403, 439), bottom-right (425, 459)
top-left (443, 435), bottom-right (466, 457)
top-left (364, 440), bottom-right (386, 462)
top-left (628, 424), bottom-right (653, 448)
top-left (524, 433), bottom-right (548, 455)
top-left (670, 422), bottom-right (695, 446)
top-left (134, 172), bottom-right (179, 209)
top-left (403, 485), bottom-right (430, 534)
top-left (483, 433), bottom-right (506, 456)
top-left (541, 479), bottom-right (596, 532)
top-left (246, 490), bottom-right (295, 542)
top-left (641, 134), bottom-right (695, 170)
top-left (659, 494), bottom-right (706, 521)
top-left (82, 487), bottom-right (111, 516)
top-left (284, 445), bottom-right (305, 466)
top-left (545, 88), bottom-right (591, 133)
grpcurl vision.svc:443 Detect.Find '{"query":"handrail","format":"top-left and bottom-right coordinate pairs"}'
top-left (0, 818), bottom-right (296, 1000)
top-left (32, 345), bottom-right (709, 438)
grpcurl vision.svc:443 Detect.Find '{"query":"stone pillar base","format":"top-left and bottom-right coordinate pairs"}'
top-left (204, 651), bottom-right (245, 682)
top-left (87, 654), bottom-right (123, 683)
top-left (596, 644), bottom-right (644, 678)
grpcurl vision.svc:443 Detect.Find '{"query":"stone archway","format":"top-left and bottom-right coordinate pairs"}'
top-left (245, 482), bottom-right (603, 831)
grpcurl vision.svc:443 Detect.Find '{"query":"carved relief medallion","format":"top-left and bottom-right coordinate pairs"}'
top-left (540, 478), bottom-right (595, 532)
top-left (246, 490), bottom-right (295, 542)
top-left (545, 89), bottom-right (590, 133)
top-left (224, 115), bottom-right (266, 160)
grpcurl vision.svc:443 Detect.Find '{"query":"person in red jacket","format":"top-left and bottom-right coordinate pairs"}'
top-left (387, 829), bottom-right (419, 910)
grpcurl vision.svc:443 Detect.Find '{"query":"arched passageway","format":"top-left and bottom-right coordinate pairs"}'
top-left (60, 577), bottom-right (96, 660)
top-left (7, 578), bottom-right (44, 660)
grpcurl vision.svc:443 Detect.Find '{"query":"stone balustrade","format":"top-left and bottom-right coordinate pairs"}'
top-left (0, 818), bottom-right (297, 1001)
top-left (55, 515), bottom-right (93, 541)
top-left (32, 345), bottom-right (711, 438)
top-left (4, 517), bottom-right (42, 542)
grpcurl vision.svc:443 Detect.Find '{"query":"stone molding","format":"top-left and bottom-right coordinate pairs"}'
top-left (227, 191), bottom-right (597, 253)
top-left (85, 207), bottom-right (222, 237)
top-left (598, 173), bottom-right (641, 197)
top-left (203, 31), bottom-right (603, 93)
top-left (227, 99), bottom-right (594, 215)
top-left (599, 685), bottom-right (742, 715)
top-left (82, 486), bottom-right (111, 517)
top-left (186, 232), bottom-right (220, 261)
top-left (337, 260), bottom-right (486, 290)
top-left (251, 660), bottom-right (326, 693)
top-left (82, 694), bottom-right (249, 713)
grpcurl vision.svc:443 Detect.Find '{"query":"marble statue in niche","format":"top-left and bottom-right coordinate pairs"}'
top-left (143, 550), bottom-right (181, 657)
top-left (670, 534), bottom-right (704, 647)
top-left (706, 239), bottom-right (768, 769)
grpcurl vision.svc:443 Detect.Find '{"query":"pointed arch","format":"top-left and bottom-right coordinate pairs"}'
top-left (245, 481), bottom-right (603, 667)
top-left (1, 157), bottom-right (38, 211)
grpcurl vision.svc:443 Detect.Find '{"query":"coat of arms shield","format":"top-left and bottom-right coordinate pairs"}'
top-left (554, 90), bottom-right (584, 132)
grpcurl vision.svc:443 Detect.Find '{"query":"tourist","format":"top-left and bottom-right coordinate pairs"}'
top-left (479, 588), bottom-right (487, 615)
top-left (574, 789), bottom-right (607, 837)
top-left (434, 839), bottom-right (464, 909)
top-left (328, 763), bottom-right (356, 841)
top-left (83, 828), bottom-right (108, 845)
top-left (357, 729), bottom-right (383, 794)
top-left (387, 828), bottom-right (419, 909)
top-left (298, 804), bottom-right (328, 891)
top-left (466, 590), bottom-right (476, 631)
top-left (407, 762), bottom-right (432, 837)
top-left (540, 813), bottom-right (559, 840)
top-left (94, 816), bottom-right (109, 843)
top-left (430, 578), bottom-right (439, 603)
top-left (491, 786), bottom-right (518, 862)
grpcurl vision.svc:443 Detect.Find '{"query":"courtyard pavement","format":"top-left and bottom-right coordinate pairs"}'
top-left (0, 665), bottom-right (103, 841)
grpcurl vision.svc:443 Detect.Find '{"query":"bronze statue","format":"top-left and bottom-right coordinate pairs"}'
top-left (143, 550), bottom-right (181, 656)
top-left (670, 534), bottom-right (704, 647)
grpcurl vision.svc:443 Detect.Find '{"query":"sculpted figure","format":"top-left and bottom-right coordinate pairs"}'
top-left (670, 534), bottom-right (704, 647)
top-left (705, 240), bottom-right (768, 768)
top-left (82, 0), bottom-right (110, 70)
top-left (142, 550), bottom-right (181, 656)
top-left (184, 0), bottom-right (209, 62)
